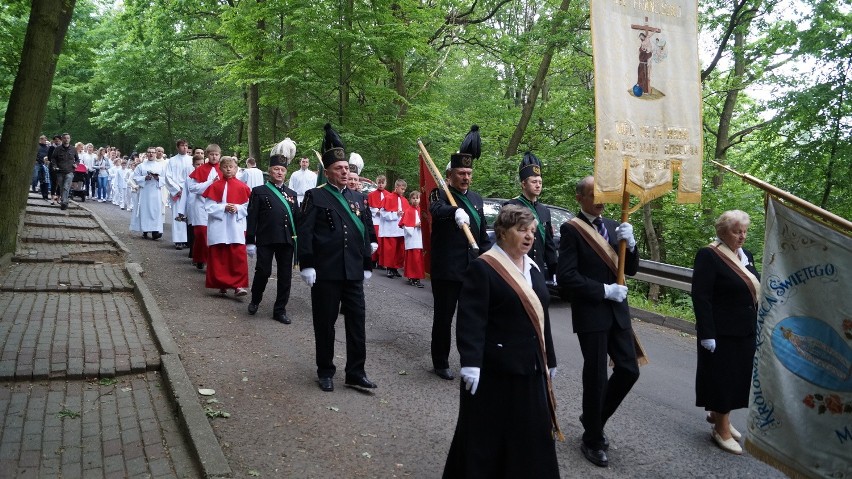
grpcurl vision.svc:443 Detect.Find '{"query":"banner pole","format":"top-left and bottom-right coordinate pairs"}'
top-left (712, 160), bottom-right (852, 233)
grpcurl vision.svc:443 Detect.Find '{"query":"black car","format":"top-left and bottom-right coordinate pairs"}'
top-left (482, 198), bottom-right (574, 293)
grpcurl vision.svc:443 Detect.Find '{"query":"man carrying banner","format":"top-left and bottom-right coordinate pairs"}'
top-left (504, 151), bottom-right (557, 280)
top-left (557, 175), bottom-right (640, 468)
top-left (428, 125), bottom-right (492, 381)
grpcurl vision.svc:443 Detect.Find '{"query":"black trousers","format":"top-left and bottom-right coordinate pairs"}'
top-left (186, 223), bottom-right (195, 258)
top-left (431, 279), bottom-right (463, 370)
top-left (577, 326), bottom-right (640, 449)
top-left (311, 280), bottom-right (366, 379)
top-left (87, 171), bottom-right (96, 196)
top-left (250, 243), bottom-right (294, 315)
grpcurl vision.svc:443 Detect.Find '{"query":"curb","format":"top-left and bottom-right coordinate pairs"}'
top-left (82, 202), bottom-right (232, 478)
top-left (630, 306), bottom-right (695, 335)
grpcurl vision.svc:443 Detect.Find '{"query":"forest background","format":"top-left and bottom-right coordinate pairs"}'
top-left (1, 0), bottom-right (849, 316)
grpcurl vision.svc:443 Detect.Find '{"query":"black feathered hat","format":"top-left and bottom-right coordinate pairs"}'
top-left (519, 151), bottom-right (542, 181)
top-left (450, 125), bottom-right (480, 169)
top-left (320, 123), bottom-right (346, 168)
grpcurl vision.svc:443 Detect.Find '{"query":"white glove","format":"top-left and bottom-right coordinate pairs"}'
top-left (300, 267), bottom-right (316, 287)
top-left (615, 222), bottom-right (637, 251)
top-left (363, 270), bottom-right (372, 281)
top-left (460, 367), bottom-right (480, 395)
top-left (246, 244), bottom-right (256, 257)
top-left (701, 339), bottom-right (716, 353)
top-left (454, 208), bottom-right (470, 227)
top-left (549, 368), bottom-right (557, 380)
top-left (603, 283), bottom-right (628, 302)
top-left (370, 242), bottom-right (378, 254)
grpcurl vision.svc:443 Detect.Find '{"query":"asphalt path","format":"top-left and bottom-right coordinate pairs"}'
top-left (87, 199), bottom-right (785, 478)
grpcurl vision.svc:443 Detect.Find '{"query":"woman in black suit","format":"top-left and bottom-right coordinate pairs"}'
top-left (692, 210), bottom-right (761, 455)
top-left (443, 205), bottom-right (561, 478)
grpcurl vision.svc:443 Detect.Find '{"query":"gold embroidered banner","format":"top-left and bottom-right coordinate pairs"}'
top-left (590, 0), bottom-right (703, 205)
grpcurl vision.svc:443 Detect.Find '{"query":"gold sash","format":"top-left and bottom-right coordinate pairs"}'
top-left (568, 217), bottom-right (617, 275)
top-left (708, 241), bottom-right (760, 304)
top-left (480, 250), bottom-right (564, 441)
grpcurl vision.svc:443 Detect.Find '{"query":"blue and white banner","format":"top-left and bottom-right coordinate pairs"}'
top-left (747, 197), bottom-right (852, 477)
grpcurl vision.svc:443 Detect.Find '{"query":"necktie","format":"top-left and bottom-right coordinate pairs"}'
top-left (593, 217), bottom-right (609, 242)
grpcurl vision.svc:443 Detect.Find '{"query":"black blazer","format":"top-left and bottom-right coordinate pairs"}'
top-left (504, 197), bottom-right (558, 276)
top-left (429, 188), bottom-right (492, 282)
top-left (692, 247), bottom-right (760, 339)
top-left (456, 258), bottom-right (556, 374)
top-left (246, 183), bottom-right (300, 247)
top-left (556, 214), bottom-right (640, 333)
top-left (297, 185), bottom-right (374, 281)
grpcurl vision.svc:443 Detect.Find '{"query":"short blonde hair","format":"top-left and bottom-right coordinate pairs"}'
top-left (715, 210), bottom-right (751, 236)
top-left (219, 156), bottom-right (237, 167)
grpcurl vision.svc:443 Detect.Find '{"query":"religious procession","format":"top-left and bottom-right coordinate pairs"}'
top-left (5, 0), bottom-right (851, 477)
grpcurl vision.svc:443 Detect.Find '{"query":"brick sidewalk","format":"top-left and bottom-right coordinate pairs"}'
top-left (0, 194), bottom-right (204, 478)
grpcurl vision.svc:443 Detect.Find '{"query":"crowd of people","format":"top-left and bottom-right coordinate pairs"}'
top-left (28, 124), bottom-right (761, 475)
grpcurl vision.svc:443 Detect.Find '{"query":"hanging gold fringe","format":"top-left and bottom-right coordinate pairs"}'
top-left (744, 439), bottom-right (818, 479)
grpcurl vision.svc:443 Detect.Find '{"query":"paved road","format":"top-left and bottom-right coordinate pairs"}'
top-left (89, 199), bottom-right (785, 478)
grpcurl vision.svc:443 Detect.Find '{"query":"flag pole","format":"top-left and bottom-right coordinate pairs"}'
top-left (712, 160), bottom-right (852, 233)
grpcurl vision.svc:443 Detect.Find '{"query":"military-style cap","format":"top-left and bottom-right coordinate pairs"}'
top-left (270, 137), bottom-right (296, 168)
top-left (320, 123), bottom-right (346, 168)
top-left (449, 125), bottom-right (481, 169)
top-left (519, 151), bottom-right (542, 181)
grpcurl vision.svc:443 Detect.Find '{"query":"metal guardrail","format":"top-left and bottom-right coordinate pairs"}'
top-left (629, 259), bottom-right (693, 292)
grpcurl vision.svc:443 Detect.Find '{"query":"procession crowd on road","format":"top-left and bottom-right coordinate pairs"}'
top-left (28, 124), bottom-right (761, 476)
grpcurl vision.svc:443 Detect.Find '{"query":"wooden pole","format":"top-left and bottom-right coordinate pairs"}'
top-left (417, 140), bottom-right (479, 250)
top-left (712, 160), bottom-right (852, 233)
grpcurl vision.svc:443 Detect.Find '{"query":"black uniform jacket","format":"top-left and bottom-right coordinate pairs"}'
top-left (297, 184), bottom-right (375, 281)
top-left (504, 197), bottom-right (558, 275)
top-left (246, 183), bottom-right (300, 247)
top-left (692, 247), bottom-right (760, 339)
top-left (429, 188), bottom-right (492, 282)
top-left (557, 213), bottom-right (639, 333)
top-left (457, 258), bottom-right (556, 374)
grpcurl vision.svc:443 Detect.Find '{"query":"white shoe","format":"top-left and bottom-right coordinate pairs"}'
top-left (707, 413), bottom-right (742, 440)
top-left (711, 429), bottom-right (742, 455)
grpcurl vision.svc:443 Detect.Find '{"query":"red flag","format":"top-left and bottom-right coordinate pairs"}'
top-left (419, 153), bottom-right (438, 275)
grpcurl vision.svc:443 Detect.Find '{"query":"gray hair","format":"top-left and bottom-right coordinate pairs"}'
top-left (715, 210), bottom-right (751, 236)
top-left (494, 205), bottom-right (537, 242)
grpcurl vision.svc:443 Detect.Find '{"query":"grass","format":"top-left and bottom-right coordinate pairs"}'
top-left (627, 281), bottom-right (696, 322)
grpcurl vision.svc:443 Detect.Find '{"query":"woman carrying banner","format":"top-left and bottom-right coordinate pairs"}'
top-left (691, 210), bottom-right (761, 455)
top-left (443, 205), bottom-right (561, 478)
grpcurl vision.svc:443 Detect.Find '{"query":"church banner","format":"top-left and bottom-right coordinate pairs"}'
top-left (747, 197), bottom-right (852, 477)
top-left (590, 0), bottom-right (702, 204)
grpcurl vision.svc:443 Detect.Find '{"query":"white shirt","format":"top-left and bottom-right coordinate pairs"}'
top-left (288, 169), bottom-right (317, 197)
top-left (239, 167), bottom-right (265, 189)
top-left (491, 243), bottom-right (538, 287)
top-left (164, 153), bottom-right (193, 197)
top-left (205, 183), bottom-right (248, 245)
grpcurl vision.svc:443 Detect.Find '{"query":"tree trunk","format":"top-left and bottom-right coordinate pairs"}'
top-left (504, 0), bottom-right (572, 158)
top-left (248, 82), bottom-right (260, 160)
top-left (642, 202), bottom-right (661, 301)
top-left (0, 0), bottom-right (75, 257)
top-left (712, 29), bottom-right (744, 188)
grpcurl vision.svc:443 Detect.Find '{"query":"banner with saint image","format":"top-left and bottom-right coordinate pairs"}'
top-left (746, 197), bottom-right (852, 477)
top-left (590, 0), bottom-right (702, 204)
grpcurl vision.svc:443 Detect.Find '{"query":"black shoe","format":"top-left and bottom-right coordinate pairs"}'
top-left (579, 414), bottom-right (610, 451)
top-left (318, 377), bottom-right (334, 392)
top-left (581, 444), bottom-right (608, 467)
top-left (392, 269), bottom-right (402, 277)
top-left (195, 262), bottom-right (204, 270)
top-left (247, 303), bottom-right (258, 315)
top-left (434, 368), bottom-right (454, 380)
top-left (152, 232), bottom-right (162, 240)
top-left (345, 374), bottom-right (377, 389)
top-left (60, 203), bottom-right (68, 210)
top-left (273, 313), bottom-right (291, 324)
top-left (386, 270), bottom-right (395, 278)
top-left (414, 280), bottom-right (424, 288)
top-left (175, 244), bottom-right (183, 250)
top-left (143, 232), bottom-right (149, 239)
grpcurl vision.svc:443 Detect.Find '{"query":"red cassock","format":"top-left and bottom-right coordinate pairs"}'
top-left (380, 192), bottom-right (407, 269)
top-left (202, 177), bottom-right (251, 291)
top-left (367, 189), bottom-right (385, 262)
top-left (398, 204), bottom-right (425, 280)
top-left (205, 244), bottom-right (249, 289)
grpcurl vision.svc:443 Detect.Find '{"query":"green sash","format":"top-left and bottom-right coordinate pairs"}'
top-left (265, 182), bottom-right (298, 248)
top-left (514, 195), bottom-right (547, 240)
top-left (323, 184), bottom-right (366, 239)
top-left (449, 187), bottom-right (482, 232)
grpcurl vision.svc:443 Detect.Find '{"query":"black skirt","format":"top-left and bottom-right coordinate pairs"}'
top-left (695, 335), bottom-right (756, 413)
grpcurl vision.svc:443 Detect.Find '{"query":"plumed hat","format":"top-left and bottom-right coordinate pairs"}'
top-left (518, 151), bottom-right (542, 181)
top-left (348, 152), bottom-right (364, 175)
top-left (320, 123), bottom-right (346, 168)
top-left (269, 137), bottom-right (297, 168)
top-left (450, 125), bottom-right (480, 169)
